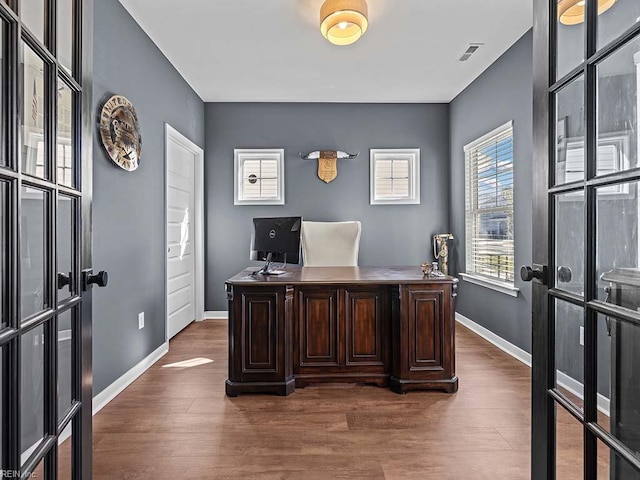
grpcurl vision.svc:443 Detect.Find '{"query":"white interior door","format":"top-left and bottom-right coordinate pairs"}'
top-left (167, 134), bottom-right (197, 339)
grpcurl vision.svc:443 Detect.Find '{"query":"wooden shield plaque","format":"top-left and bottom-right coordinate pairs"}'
top-left (318, 151), bottom-right (338, 183)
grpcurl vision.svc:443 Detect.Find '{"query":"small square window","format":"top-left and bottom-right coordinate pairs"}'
top-left (234, 149), bottom-right (285, 205)
top-left (370, 149), bottom-right (420, 205)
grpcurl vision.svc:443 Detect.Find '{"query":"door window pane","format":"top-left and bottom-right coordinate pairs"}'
top-left (597, 439), bottom-right (639, 478)
top-left (596, 314), bottom-right (640, 457)
top-left (598, 0), bottom-right (640, 49)
top-left (58, 434), bottom-right (72, 479)
top-left (0, 18), bottom-right (6, 167)
top-left (57, 0), bottom-right (74, 74)
top-left (21, 1), bottom-right (45, 44)
top-left (556, 404), bottom-right (584, 479)
top-left (21, 186), bottom-right (47, 320)
top-left (57, 80), bottom-right (74, 187)
top-left (555, 190), bottom-right (584, 294)
top-left (555, 76), bottom-right (586, 185)
top-left (555, 299), bottom-right (585, 411)
top-left (596, 180), bottom-right (640, 313)
top-left (58, 308), bottom-right (73, 421)
top-left (58, 195), bottom-right (74, 302)
top-left (0, 348), bottom-right (3, 468)
top-left (21, 44), bottom-right (46, 179)
top-left (21, 324), bottom-right (45, 463)
top-left (0, 181), bottom-right (7, 329)
top-left (596, 34), bottom-right (640, 177)
top-left (557, 4), bottom-right (585, 79)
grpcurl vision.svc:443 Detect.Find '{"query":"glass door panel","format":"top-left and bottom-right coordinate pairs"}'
top-left (58, 436), bottom-right (72, 480)
top-left (0, 17), bottom-right (6, 168)
top-left (57, 195), bottom-right (74, 302)
top-left (21, 43), bottom-right (47, 179)
top-left (20, 1), bottom-right (45, 45)
top-left (596, 35), bottom-right (639, 176)
top-left (0, 181), bottom-right (7, 329)
top-left (555, 299), bottom-right (586, 410)
top-left (20, 186), bottom-right (48, 320)
top-left (57, 80), bottom-right (74, 188)
top-left (596, 180), bottom-right (640, 312)
top-left (556, 405), bottom-right (584, 479)
top-left (555, 191), bottom-right (585, 294)
top-left (597, 0), bottom-right (640, 49)
top-left (20, 324), bottom-right (45, 462)
top-left (57, 308), bottom-right (73, 421)
top-left (597, 313), bottom-right (640, 459)
top-left (555, 76), bottom-right (586, 185)
top-left (57, 0), bottom-right (74, 74)
top-left (557, 1), bottom-right (585, 79)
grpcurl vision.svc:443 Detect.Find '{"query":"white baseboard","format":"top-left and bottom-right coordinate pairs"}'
top-left (455, 312), bottom-right (610, 417)
top-left (93, 342), bottom-right (168, 415)
top-left (455, 312), bottom-right (531, 367)
top-left (204, 310), bottom-right (228, 320)
top-left (58, 341), bottom-right (168, 445)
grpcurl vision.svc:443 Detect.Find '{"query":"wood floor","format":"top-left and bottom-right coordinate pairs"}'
top-left (84, 320), bottom-right (605, 479)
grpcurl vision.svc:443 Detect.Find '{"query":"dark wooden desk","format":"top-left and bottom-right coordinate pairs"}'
top-left (225, 266), bottom-right (458, 396)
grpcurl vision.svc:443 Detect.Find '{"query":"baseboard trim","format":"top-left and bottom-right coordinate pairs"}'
top-left (93, 342), bottom-right (169, 415)
top-left (455, 312), bottom-right (610, 417)
top-left (58, 341), bottom-right (168, 445)
top-left (455, 312), bottom-right (531, 367)
top-left (204, 310), bottom-right (228, 320)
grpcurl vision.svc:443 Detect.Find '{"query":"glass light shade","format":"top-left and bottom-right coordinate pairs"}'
top-left (558, 0), bottom-right (617, 25)
top-left (320, 0), bottom-right (368, 46)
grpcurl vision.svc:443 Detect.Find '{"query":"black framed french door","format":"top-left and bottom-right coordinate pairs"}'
top-left (531, 0), bottom-right (640, 478)
top-left (0, 0), bottom-right (95, 478)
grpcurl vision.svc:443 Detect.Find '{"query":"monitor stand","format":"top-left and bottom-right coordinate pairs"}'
top-left (256, 253), bottom-right (286, 276)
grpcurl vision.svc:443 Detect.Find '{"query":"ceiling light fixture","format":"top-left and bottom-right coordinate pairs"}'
top-left (558, 0), bottom-right (617, 25)
top-left (320, 0), bottom-right (368, 46)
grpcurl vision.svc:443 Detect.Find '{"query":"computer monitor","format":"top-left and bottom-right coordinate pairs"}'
top-left (250, 217), bottom-right (302, 274)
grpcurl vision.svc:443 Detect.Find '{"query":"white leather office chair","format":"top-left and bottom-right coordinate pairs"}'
top-left (301, 221), bottom-right (361, 267)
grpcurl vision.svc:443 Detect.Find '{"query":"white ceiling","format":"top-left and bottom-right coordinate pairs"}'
top-left (118, 0), bottom-right (533, 103)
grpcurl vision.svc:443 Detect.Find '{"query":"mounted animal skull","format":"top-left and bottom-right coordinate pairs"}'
top-left (299, 150), bottom-right (359, 183)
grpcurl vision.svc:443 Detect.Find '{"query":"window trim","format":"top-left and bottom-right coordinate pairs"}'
top-left (369, 148), bottom-right (420, 205)
top-left (464, 120), bottom-right (515, 289)
top-left (234, 148), bottom-right (285, 206)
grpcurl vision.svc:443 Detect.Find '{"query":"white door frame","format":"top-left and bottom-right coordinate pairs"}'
top-left (165, 124), bottom-right (205, 343)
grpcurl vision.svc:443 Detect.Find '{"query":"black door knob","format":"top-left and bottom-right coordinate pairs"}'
top-left (520, 265), bottom-right (546, 283)
top-left (57, 272), bottom-right (71, 290)
top-left (557, 266), bottom-right (573, 283)
top-left (87, 271), bottom-right (108, 288)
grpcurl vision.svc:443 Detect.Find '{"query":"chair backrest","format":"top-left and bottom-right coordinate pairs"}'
top-left (301, 221), bottom-right (361, 267)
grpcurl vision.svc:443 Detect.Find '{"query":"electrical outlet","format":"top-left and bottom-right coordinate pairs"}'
top-left (579, 326), bottom-right (584, 346)
top-left (138, 312), bottom-right (145, 330)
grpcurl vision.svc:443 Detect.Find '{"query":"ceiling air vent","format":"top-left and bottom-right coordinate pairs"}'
top-left (459, 43), bottom-right (484, 62)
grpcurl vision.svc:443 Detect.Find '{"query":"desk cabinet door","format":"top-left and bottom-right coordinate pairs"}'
top-left (229, 287), bottom-right (290, 383)
top-left (344, 288), bottom-right (388, 367)
top-left (296, 287), bottom-right (340, 367)
top-left (403, 285), bottom-right (451, 376)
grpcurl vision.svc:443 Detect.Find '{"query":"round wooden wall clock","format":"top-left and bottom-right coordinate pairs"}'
top-left (99, 94), bottom-right (142, 172)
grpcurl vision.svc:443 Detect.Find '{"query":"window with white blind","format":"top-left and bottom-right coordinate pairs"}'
top-left (370, 149), bottom-right (420, 205)
top-left (234, 149), bottom-right (285, 205)
top-left (464, 121), bottom-right (515, 288)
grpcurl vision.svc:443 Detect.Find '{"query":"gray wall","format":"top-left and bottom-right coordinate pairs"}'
top-left (92, 0), bottom-right (204, 395)
top-left (449, 30), bottom-right (534, 352)
top-left (204, 103), bottom-right (450, 311)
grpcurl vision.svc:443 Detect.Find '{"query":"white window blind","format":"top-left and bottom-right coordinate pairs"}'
top-left (234, 149), bottom-right (285, 205)
top-left (242, 159), bottom-right (279, 199)
top-left (369, 149), bottom-right (420, 205)
top-left (464, 122), bottom-right (514, 283)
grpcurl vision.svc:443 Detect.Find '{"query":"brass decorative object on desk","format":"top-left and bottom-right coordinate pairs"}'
top-left (433, 233), bottom-right (454, 275)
